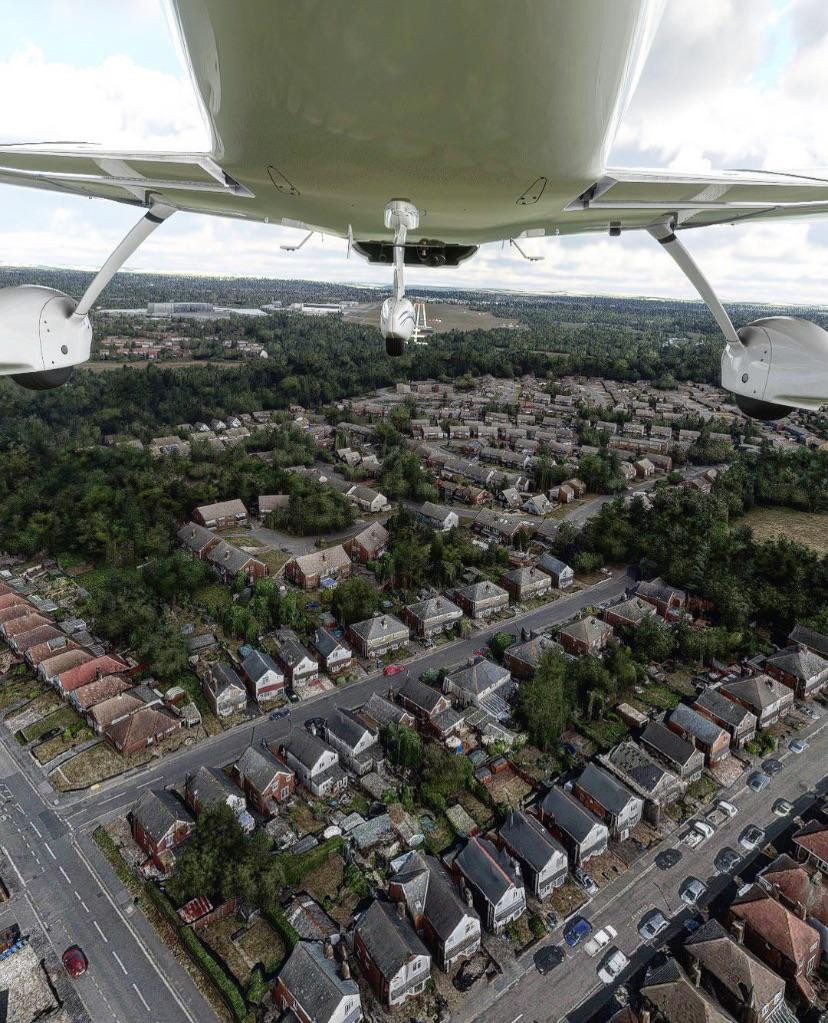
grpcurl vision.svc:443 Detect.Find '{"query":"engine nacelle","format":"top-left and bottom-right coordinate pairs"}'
top-left (380, 296), bottom-right (415, 356)
top-left (722, 316), bottom-right (828, 420)
top-left (0, 285), bottom-right (91, 389)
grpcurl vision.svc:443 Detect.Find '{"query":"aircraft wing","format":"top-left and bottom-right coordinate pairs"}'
top-left (559, 167), bottom-right (828, 235)
top-left (0, 144), bottom-right (252, 212)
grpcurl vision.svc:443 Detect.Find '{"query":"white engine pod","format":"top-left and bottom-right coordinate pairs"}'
top-left (0, 285), bottom-right (92, 376)
top-left (721, 316), bottom-right (828, 413)
top-left (380, 296), bottom-right (415, 342)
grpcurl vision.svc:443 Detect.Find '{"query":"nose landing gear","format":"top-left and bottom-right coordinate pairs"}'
top-left (380, 199), bottom-right (419, 356)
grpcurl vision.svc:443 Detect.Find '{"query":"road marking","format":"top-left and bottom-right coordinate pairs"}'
top-left (94, 920), bottom-right (109, 943)
top-left (132, 983), bottom-right (151, 1012)
top-left (510, 1016), bottom-right (523, 1023)
top-left (112, 950), bottom-right (128, 975)
top-left (43, 842), bottom-right (56, 860)
top-left (1, 845), bottom-right (25, 887)
top-left (58, 865), bottom-right (71, 883)
top-left (29, 822), bottom-right (42, 838)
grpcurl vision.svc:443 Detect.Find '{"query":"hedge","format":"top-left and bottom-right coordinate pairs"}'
top-left (179, 926), bottom-right (247, 1022)
top-left (277, 835), bottom-right (343, 886)
top-left (264, 905), bottom-right (300, 953)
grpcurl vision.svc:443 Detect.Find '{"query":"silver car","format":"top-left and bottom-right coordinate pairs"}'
top-left (638, 910), bottom-right (669, 942)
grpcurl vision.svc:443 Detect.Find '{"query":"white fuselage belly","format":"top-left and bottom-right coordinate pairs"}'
top-left (171, 0), bottom-right (662, 243)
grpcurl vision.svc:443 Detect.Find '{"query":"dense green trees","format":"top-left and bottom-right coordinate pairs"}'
top-left (267, 477), bottom-right (354, 536)
top-left (330, 576), bottom-right (383, 626)
top-left (515, 650), bottom-right (572, 752)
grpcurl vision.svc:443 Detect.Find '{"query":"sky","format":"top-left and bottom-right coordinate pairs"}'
top-left (2, 0), bottom-right (828, 304)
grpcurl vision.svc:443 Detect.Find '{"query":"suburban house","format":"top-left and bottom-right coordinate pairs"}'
top-left (500, 566), bottom-right (551, 603)
top-left (719, 674), bottom-right (795, 729)
top-left (503, 633), bottom-right (564, 679)
top-left (522, 493), bottom-right (552, 516)
top-left (693, 688), bottom-right (758, 749)
top-left (397, 676), bottom-right (452, 726)
top-left (792, 821), bottom-right (828, 874)
top-left (177, 521), bottom-right (220, 559)
top-left (193, 499), bottom-right (248, 528)
top-left (758, 854), bottom-right (828, 960)
top-left (764, 647), bottom-right (828, 700)
top-left (312, 627), bottom-right (354, 676)
top-left (286, 546), bottom-right (352, 589)
top-left (346, 484), bottom-right (389, 515)
top-left (389, 851), bottom-right (481, 971)
top-left (640, 720), bottom-right (705, 782)
top-left (276, 729), bottom-right (347, 798)
top-left (788, 624), bottom-right (828, 660)
top-left (604, 596), bottom-right (657, 630)
top-left (241, 649), bottom-right (285, 704)
top-left (257, 494), bottom-right (289, 518)
top-left (323, 709), bottom-right (382, 775)
top-left (349, 614), bottom-right (410, 659)
top-left (361, 692), bottom-right (416, 730)
top-left (453, 581), bottom-right (509, 620)
top-left (727, 886), bottom-right (821, 1004)
top-left (273, 940), bottom-right (362, 1023)
top-left (353, 900), bottom-right (431, 1008)
top-left (275, 630), bottom-right (319, 687)
top-left (498, 810), bottom-right (568, 897)
top-left (346, 522), bottom-right (389, 563)
top-left (206, 541), bottom-right (266, 584)
top-left (682, 919), bottom-right (788, 1023)
top-left (574, 762), bottom-right (643, 841)
top-left (202, 664), bottom-right (247, 718)
top-left (89, 692), bottom-right (145, 734)
top-left (453, 837), bottom-right (526, 933)
top-left (601, 741), bottom-right (685, 824)
top-left (559, 615), bottom-right (613, 656)
top-left (131, 788), bottom-right (194, 870)
top-left (417, 502), bottom-right (459, 532)
top-left (71, 674), bottom-right (130, 716)
top-left (184, 765), bottom-right (247, 817)
top-left (667, 703), bottom-right (731, 764)
top-left (537, 554), bottom-right (574, 588)
top-left (443, 658), bottom-right (510, 708)
top-left (641, 958), bottom-right (733, 1023)
top-left (233, 744), bottom-right (295, 816)
top-left (403, 596), bottom-right (463, 639)
top-left (635, 577), bottom-right (687, 618)
top-left (540, 786), bottom-right (609, 865)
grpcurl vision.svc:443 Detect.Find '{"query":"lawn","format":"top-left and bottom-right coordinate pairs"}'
top-left (0, 676), bottom-right (44, 712)
top-left (635, 683), bottom-right (682, 712)
top-left (50, 740), bottom-right (149, 790)
top-left (742, 506), bottom-right (828, 556)
top-left (576, 714), bottom-right (629, 751)
top-left (201, 915), bottom-right (285, 987)
top-left (21, 705), bottom-right (86, 744)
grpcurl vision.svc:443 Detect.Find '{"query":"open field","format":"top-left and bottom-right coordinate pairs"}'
top-left (80, 359), bottom-right (244, 373)
top-left (342, 300), bottom-right (521, 333)
top-left (742, 506), bottom-right (828, 555)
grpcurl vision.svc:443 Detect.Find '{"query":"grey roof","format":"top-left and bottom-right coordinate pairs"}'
top-left (326, 708), bottom-right (374, 750)
top-left (419, 501), bottom-right (456, 525)
top-left (313, 626), bottom-right (348, 659)
top-left (195, 498), bottom-right (248, 521)
top-left (505, 633), bottom-right (563, 668)
top-left (445, 658), bottom-right (509, 697)
top-left (277, 630), bottom-right (317, 670)
top-left (177, 521), bottom-right (216, 552)
top-left (789, 624), bottom-right (828, 658)
top-left (405, 595), bottom-right (462, 623)
top-left (560, 615), bottom-right (611, 644)
top-left (132, 788), bottom-right (193, 841)
top-left (577, 762), bottom-right (637, 814)
top-left (355, 900), bottom-right (429, 978)
top-left (206, 663), bottom-right (245, 696)
top-left (207, 540), bottom-right (261, 576)
top-left (538, 554), bottom-right (572, 576)
top-left (541, 786), bottom-right (605, 843)
top-left (236, 744), bottom-right (293, 792)
top-left (350, 614), bottom-right (409, 643)
top-left (242, 649), bottom-right (283, 683)
top-left (720, 673), bottom-right (791, 711)
top-left (455, 580), bottom-right (509, 604)
top-left (363, 692), bottom-right (411, 727)
top-left (766, 646), bottom-right (828, 681)
top-left (456, 837), bottom-right (522, 905)
top-left (604, 741), bottom-right (675, 797)
top-left (392, 852), bottom-right (478, 942)
top-left (187, 766), bottom-right (242, 808)
top-left (502, 566), bottom-right (551, 587)
top-left (670, 702), bottom-right (728, 745)
top-left (607, 595), bottom-right (656, 624)
top-left (499, 810), bottom-right (566, 872)
top-left (694, 687), bottom-right (756, 729)
top-left (636, 576), bottom-right (686, 605)
top-left (640, 720), bottom-right (700, 768)
top-left (398, 675), bottom-right (445, 714)
top-left (280, 728), bottom-right (334, 770)
top-left (277, 941), bottom-right (359, 1020)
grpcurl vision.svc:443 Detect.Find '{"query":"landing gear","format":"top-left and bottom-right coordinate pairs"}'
top-left (380, 199), bottom-right (419, 356)
top-left (647, 221), bottom-right (828, 419)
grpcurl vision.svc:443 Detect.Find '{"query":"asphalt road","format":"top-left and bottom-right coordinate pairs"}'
top-left (457, 711), bottom-right (828, 1023)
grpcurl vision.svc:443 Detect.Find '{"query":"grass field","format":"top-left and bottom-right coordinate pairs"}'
top-left (342, 300), bottom-right (520, 333)
top-left (742, 507), bottom-right (828, 555)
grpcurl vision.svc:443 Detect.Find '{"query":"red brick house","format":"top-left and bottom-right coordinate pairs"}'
top-left (346, 522), bottom-right (389, 563)
top-left (559, 615), bottom-right (613, 656)
top-left (233, 744), bottom-right (295, 816)
top-left (131, 788), bottom-right (194, 869)
top-left (56, 655), bottom-right (127, 695)
top-left (193, 499), bottom-right (248, 529)
top-left (104, 706), bottom-right (181, 756)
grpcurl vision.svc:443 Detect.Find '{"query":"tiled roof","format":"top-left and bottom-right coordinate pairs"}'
top-left (720, 674), bottom-right (791, 711)
top-left (444, 658), bottom-right (509, 698)
top-left (731, 886), bottom-right (820, 964)
top-left (542, 786), bottom-right (605, 843)
top-left (456, 837), bottom-right (522, 906)
top-left (277, 941), bottom-right (359, 1021)
top-left (670, 703), bottom-right (728, 745)
top-left (133, 788), bottom-right (193, 842)
top-left (355, 899), bottom-right (429, 978)
top-left (684, 918), bottom-right (785, 1011)
top-left (577, 762), bottom-right (638, 814)
top-left (499, 810), bottom-right (566, 872)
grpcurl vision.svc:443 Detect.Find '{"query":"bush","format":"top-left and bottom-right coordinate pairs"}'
top-left (265, 906), bottom-right (300, 952)
top-left (179, 927), bottom-right (247, 1021)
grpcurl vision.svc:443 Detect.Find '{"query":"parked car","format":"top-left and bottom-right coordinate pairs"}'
top-left (585, 926), bottom-right (617, 957)
top-left (383, 664), bottom-right (404, 676)
top-left (534, 944), bottom-right (564, 975)
top-left (638, 911), bottom-right (669, 942)
top-left (287, 692), bottom-right (300, 704)
top-left (685, 821), bottom-right (713, 848)
top-left (597, 948), bottom-right (629, 986)
top-left (789, 738), bottom-right (809, 754)
top-left (655, 848), bottom-right (682, 871)
top-left (714, 847), bottom-right (741, 874)
top-left (39, 727), bottom-right (62, 742)
top-left (739, 825), bottom-right (765, 852)
top-left (680, 878), bottom-right (707, 906)
top-left (269, 707), bottom-right (290, 721)
top-left (773, 798), bottom-right (794, 817)
top-left (563, 917), bottom-right (592, 948)
top-left (683, 917), bottom-right (702, 935)
top-left (574, 868), bottom-right (599, 897)
top-left (762, 758), bottom-right (783, 776)
top-left (796, 702), bottom-right (820, 720)
top-left (748, 771), bottom-right (770, 792)
top-left (62, 946), bottom-right (88, 978)
top-left (545, 910), bottom-right (558, 931)
top-left (716, 800), bottom-right (738, 819)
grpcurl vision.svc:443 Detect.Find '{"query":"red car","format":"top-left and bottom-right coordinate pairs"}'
top-left (383, 664), bottom-right (404, 676)
top-left (62, 946), bottom-right (88, 978)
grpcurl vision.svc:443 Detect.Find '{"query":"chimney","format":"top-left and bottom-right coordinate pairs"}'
top-left (730, 917), bottom-right (745, 944)
top-left (640, 1011), bottom-right (651, 1023)
top-left (323, 938), bottom-right (334, 960)
top-left (795, 900), bottom-right (807, 920)
top-left (688, 959), bottom-right (702, 987)
top-left (340, 958), bottom-right (350, 980)
top-left (396, 899), bottom-right (406, 919)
